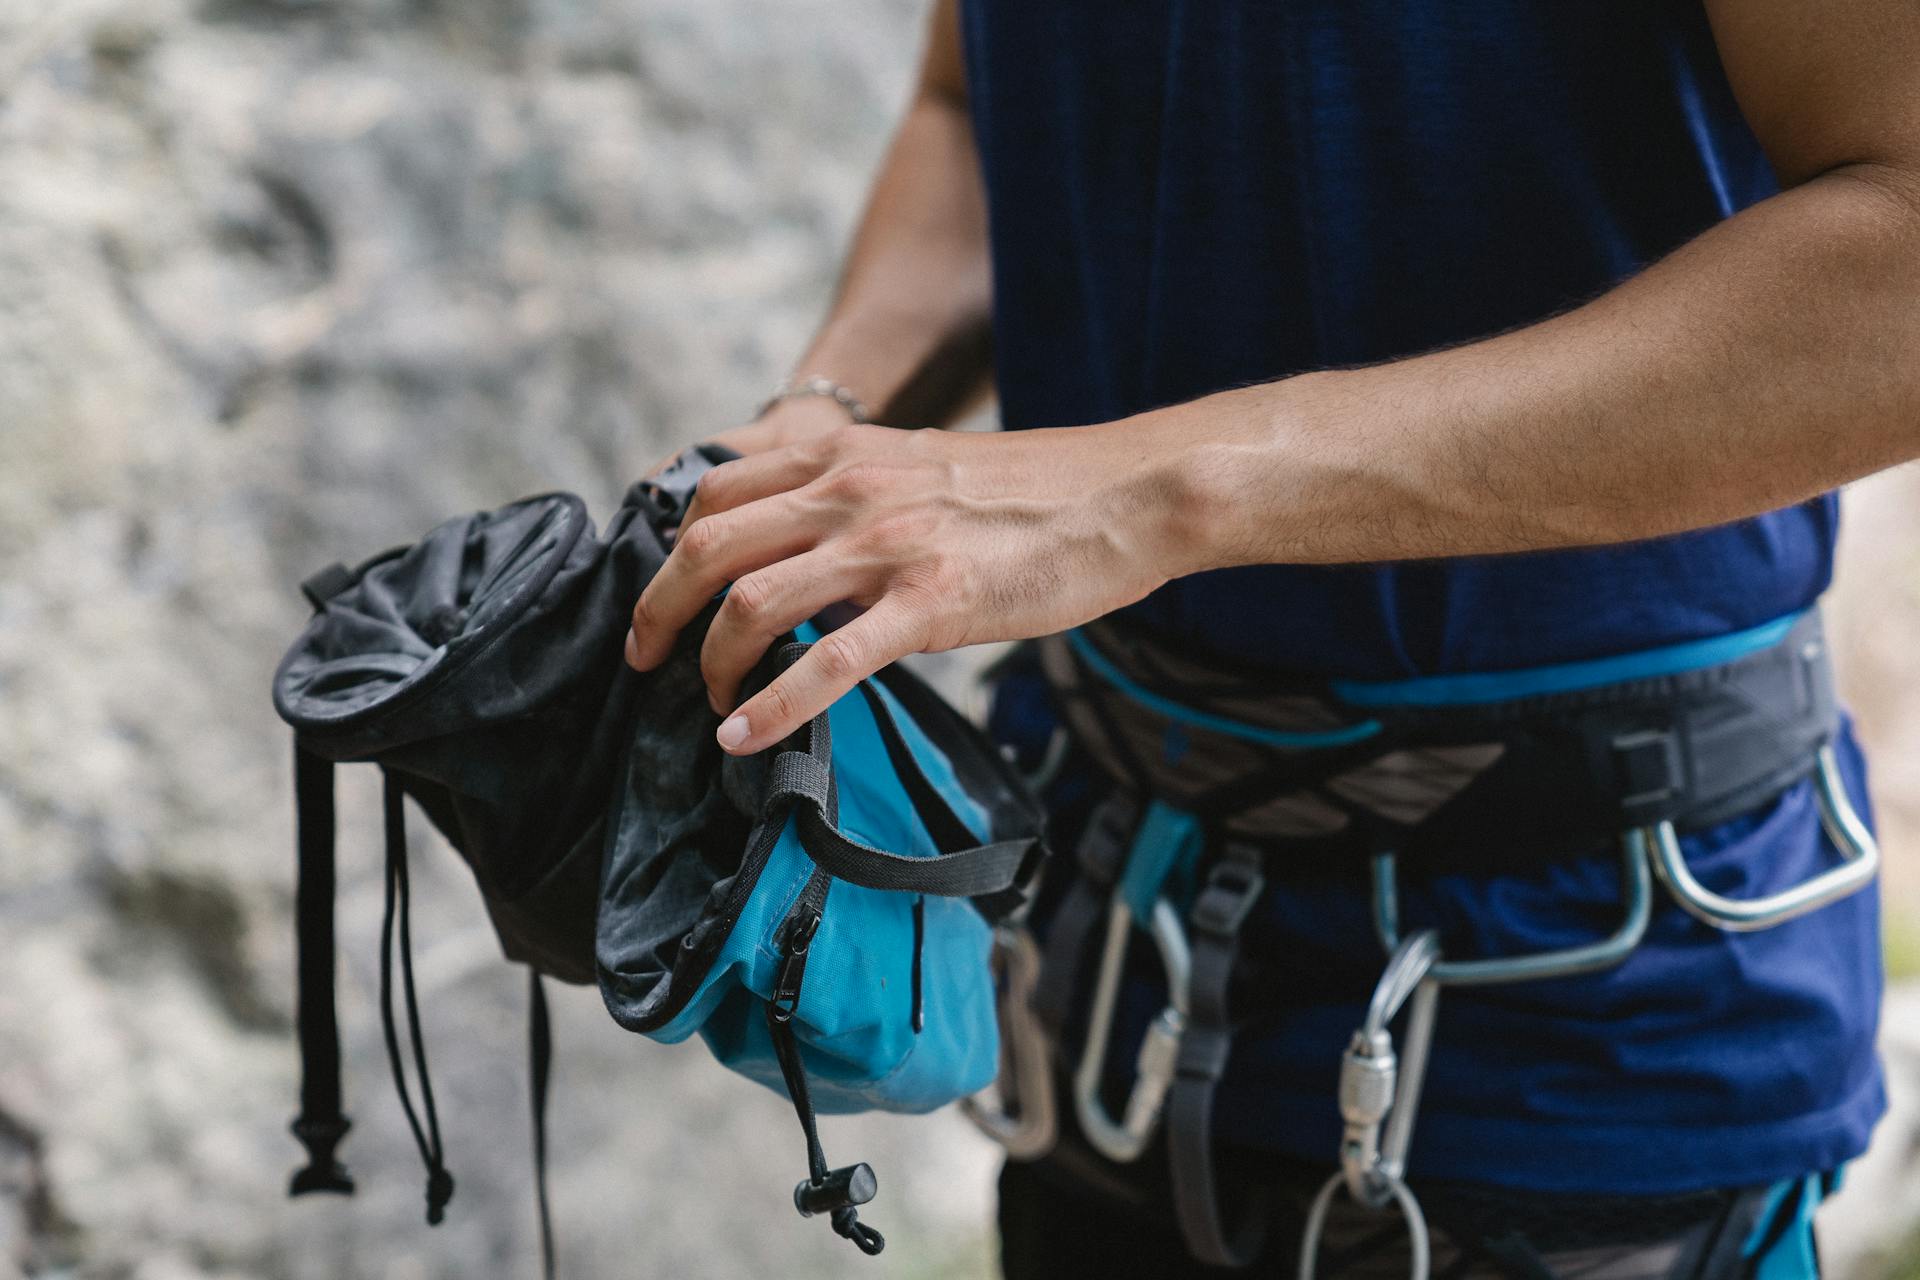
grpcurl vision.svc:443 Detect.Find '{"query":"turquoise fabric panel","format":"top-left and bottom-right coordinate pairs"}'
top-left (654, 658), bottom-right (1001, 1114)
top-left (1118, 800), bottom-right (1204, 925)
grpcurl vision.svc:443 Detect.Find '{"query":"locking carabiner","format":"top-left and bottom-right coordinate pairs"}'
top-left (1300, 929), bottom-right (1440, 1280)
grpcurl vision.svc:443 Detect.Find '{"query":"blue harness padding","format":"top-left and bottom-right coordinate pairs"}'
top-left (1118, 800), bottom-right (1204, 924)
top-left (650, 669), bottom-right (1001, 1114)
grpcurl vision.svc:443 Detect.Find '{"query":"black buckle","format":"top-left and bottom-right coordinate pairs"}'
top-left (1611, 727), bottom-right (1685, 819)
top-left (1191, 854), bottom-right (1265, 940)
top-left (1190, 852), bottom-right (1267, 940)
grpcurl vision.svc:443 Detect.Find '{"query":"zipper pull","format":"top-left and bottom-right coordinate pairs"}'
top-left (770, 908), bottom-right (822, 1025)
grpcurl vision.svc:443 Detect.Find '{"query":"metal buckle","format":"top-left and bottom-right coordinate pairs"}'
top-left (1645, 744), bottom-right (1878, 932)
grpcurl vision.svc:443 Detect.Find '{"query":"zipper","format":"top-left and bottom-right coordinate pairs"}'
top-left (770, 869), bottom-right (831, 1024)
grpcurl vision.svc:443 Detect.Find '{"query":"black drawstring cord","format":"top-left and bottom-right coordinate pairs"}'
top-left (379, 772), bottom-right (455, 1225)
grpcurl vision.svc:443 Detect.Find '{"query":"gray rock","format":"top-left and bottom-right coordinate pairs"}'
top-left (0, 0), bottom-right (1000, 1275)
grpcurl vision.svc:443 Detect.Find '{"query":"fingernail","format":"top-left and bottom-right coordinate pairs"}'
top-left (716, 714), bottom-right (750, 751)
top-left (624, 630), bottom-right (642, 669)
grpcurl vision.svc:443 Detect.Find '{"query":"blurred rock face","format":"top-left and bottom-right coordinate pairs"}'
top-left (0, 1), bottom-right (1000, 1277)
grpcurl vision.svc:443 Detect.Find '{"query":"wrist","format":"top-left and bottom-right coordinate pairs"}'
top-left (1076, 406), bottom-right (1232, 585)
top-left (1108, 375), bottom-right (1327, 579)
top-left (759, 373), bottom-right (870, 425)
top-left (757, 395), bottom-right (863, 445)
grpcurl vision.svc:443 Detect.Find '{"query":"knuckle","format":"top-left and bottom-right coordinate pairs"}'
top-left (894, 555), bottom-right (951, 603)
top-left (811, 630), bottom-right (866, 683)
top-left (693, 464), bottom-right (730, 506)
top-left (676, 514), bottom-right (726, 563)
top-left (724, 571), bottom-right (776, 623)
top-left (630, 592), bottom-right (656, 630)
top-left (828, 460), bottom-right (895, 501)
top-left (758, 679), bottom-right (801, 730)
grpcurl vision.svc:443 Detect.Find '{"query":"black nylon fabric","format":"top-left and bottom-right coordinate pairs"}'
top-left (273, 446), bottom-right (734, 983)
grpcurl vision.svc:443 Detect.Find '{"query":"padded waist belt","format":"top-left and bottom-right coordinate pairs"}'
top-left (1037, 607), bottom-right (1838, 872)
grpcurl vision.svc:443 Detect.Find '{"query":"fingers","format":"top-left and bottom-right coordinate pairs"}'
top-left (715, 600), bottom-right (927, 755)
top-left (625, 494), bottom-right (818, 670)
top-left (698, 549), bottom-right (875, 713)
top-left (679, 445), bottom-right (825, 530)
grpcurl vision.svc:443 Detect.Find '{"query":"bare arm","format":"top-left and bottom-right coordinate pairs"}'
top-left (632, 0), bottom-right (1920, 754)
top-left (1170, 0), bottom-right (1920, 567)
top-left (709, 0), bottom-right (991, 455)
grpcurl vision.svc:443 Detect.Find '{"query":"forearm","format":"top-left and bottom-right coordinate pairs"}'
top-left (788, 81), bottom-right (993, 427)
top-left (1150, 164), bottom-right (1920, 572)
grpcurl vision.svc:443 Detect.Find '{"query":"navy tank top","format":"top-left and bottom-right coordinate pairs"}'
top-left (961, 0), bottom-right (1835, 678)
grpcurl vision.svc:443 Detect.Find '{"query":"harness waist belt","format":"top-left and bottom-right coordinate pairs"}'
top-left (1037, 607), bottom-right (1837, 872)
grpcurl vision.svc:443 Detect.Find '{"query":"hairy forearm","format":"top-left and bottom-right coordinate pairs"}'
top-left (790, 89), bottom-right (993, 427)
top-left (1147, 163), bottom-right (1920, 572)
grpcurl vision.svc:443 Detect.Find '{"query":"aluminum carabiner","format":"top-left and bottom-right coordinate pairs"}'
top-left (1340, 929), bottom-right (1440, 1205)
top-left (961, 922), bottom-right (1059, 1160)
top-left (1072, 895), bottom-right (1192, 1164)
top-left (1300, 928), bottom-right (1441, 1280)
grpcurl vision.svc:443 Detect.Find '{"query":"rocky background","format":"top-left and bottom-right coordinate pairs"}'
top-left (1, 1), bottom-right (1917, 1277)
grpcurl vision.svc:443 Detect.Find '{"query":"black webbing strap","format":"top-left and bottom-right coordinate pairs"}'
top-left (753, 640), bottom-right (1040, 904)
top-left (290, 743), bottom-right (354, 1196)
top-left (378, 772), bottom-right (456, 1225)
top-left (854, 678), bottom-right (1039, 919)
top-left (528, 970), bottom-right (556, 1280)
top-left (759, 699), bottom-right (1037, 900)
top-left (789, 798), bottom-right (1034, 897)
top-left (1032, 791), bottom-right (1139, 1037)
top-left (1168, 844), bottom-right (1271, 1268)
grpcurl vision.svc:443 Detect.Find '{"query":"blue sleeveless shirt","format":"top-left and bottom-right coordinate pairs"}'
top-left (964, 0), bottom-right (1882, 1192)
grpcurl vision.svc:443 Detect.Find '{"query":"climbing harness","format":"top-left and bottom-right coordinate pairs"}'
top-left (978, 605), bottom-right (1878, 1272)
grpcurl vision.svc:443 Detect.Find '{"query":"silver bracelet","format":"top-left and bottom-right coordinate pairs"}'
top-left (758, 375), bottom-right (870, 424)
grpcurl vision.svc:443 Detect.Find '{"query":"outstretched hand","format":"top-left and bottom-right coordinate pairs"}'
top-left (624, 420), bottom-right (1191, 754)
